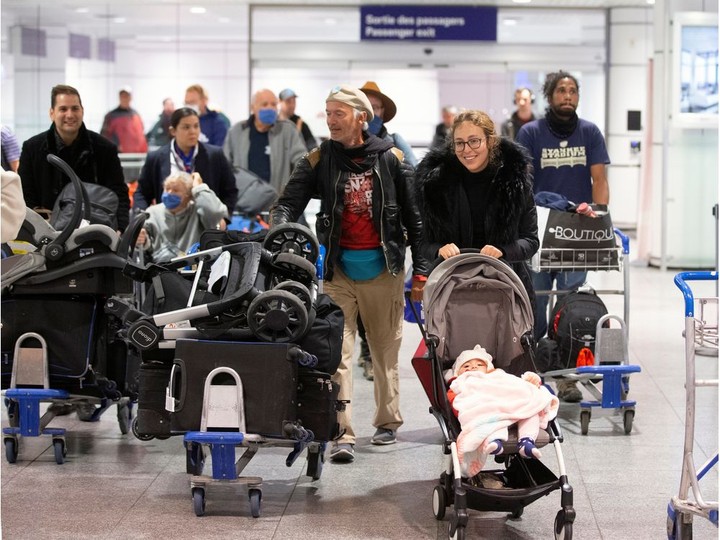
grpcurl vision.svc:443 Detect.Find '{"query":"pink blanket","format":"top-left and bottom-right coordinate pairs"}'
top-left (450, 370), bottom-right (559, 477)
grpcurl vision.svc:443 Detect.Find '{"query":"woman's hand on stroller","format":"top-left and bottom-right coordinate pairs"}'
top-left (438, 243), bottom-right (460, 260)
top-left (479, 244), bottom-right (503, 259)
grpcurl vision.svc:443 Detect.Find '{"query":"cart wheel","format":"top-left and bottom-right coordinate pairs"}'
top-left (4, 437), bottom-right (18, 464)
top-left (192, 487), bottom-right (206, 516)
top-left (623, 409), bottom-right (635, 435)
top-left (306, 445), bottom-right (325, 480)
top-left (247, 290), bottom-right (309, 343)
top-left (667, 514), bottom-right (692, 540)
top-left (432, 485), bottom-right (447, 520)
top-left (263, 222), bottom-right (319, 263)
top-left (187, 442), bottom-right (205, 476)
top-left (554, 510), bottom-right (573, 540)
top-left (53, 438), bottom-right (66, 464)
top-left (273, 252), bottom-right (317, 284)
top-left (131, 417), bottom-right (154, 441)
top-left (274, 280), bottom-right (313, 312)
top-left (117, 403), bottom-right (131, 435)
top-left (510, 506), bottom-right (524, 519)
top-left (580, 410), bottom-right (591, 435)
top-left (249, 488), bottom-right (262, 518)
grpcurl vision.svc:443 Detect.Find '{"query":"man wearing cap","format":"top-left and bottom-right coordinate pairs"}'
top-left (278, 88), bottom-right (318, 151)
top-left (223, 88), bottom-right (307, 212)
top-left (270, 84), bottom-right (430, 463)
top-left (359, 81), bottom-right (417, 167)
top-left (100, 86), bottom-right (148, 153)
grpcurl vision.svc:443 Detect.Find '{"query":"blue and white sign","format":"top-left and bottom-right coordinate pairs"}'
top-left (361, 5), bottom-right (497, 42)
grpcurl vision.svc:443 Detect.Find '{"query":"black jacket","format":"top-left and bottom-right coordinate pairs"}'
top-left (270, 136), bottom-right (430, 281)
top-left (19, 123), bottom-right (130, 230)
top-left (415, 137), bottom-right (539, 302)
top-left (134, 142), bottom-right (238, 214)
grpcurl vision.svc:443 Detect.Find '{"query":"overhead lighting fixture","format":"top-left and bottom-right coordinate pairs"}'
top-left (503, 18), bottom-right (518, 26)
top-left (324, 18), bottom-right (338, 25)
top-left (646, 0), bottom-right (655, 4)
top-left (219, 17), bottom-right (231, 23)
top-left (190, 6), bottom-right (206, 14)
top-left (114, 17), bottom-right (126, 23)
top-left (75, 7), bottom-right (89, 13)
top-left (512, 0), bottom-right (533, 4)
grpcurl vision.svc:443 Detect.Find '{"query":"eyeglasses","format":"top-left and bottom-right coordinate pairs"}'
top-left (453, 137), bottom-right (485, 152)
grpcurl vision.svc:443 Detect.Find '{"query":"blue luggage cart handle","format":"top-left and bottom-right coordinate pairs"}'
top-left (674, 271), bottom-right (718, 317)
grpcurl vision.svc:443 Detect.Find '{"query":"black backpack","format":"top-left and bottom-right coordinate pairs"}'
top-left (548, 290), bottom-right (608, 369)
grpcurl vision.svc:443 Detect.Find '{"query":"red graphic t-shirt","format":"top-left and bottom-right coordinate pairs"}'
top-left (339, 169), bottom-right (381, 249)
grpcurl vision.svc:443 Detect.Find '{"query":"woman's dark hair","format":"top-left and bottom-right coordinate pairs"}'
top-left (542, 71), bottom-right (580, 103)
top-left (451, 110), bottom-right (500, 166)
top-left (170, 107), bottom-right (199, 129)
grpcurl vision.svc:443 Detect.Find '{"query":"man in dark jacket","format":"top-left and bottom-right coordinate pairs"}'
top-left (270, 84), bottom-right (430, 463)
top-left (19, 84), bottom-right (130, 231)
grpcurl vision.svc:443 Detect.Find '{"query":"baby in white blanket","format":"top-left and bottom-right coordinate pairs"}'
top-left (447, 345), bottom-right (559, 478)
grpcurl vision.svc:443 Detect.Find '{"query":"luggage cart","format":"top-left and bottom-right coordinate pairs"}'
top-left (183, 366), bottom-right (317, 517)
top-left (667, 271), bottom-right (718, 540)
top-left (533, 228), bottom-right (641, 432)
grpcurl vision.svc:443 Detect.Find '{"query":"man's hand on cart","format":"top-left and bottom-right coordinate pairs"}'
top-left (575, 202), bottom-right (598, 218)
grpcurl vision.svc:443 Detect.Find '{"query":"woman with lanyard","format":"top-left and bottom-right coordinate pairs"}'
top-left (134, 107), bottom-right (237, 216)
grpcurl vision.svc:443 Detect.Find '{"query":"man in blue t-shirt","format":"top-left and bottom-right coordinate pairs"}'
top-left (516, 70), bottom-right (610, 403)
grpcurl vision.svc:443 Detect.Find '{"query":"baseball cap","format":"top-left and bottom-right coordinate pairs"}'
top-left (279, 89), bottom-right (297, 101)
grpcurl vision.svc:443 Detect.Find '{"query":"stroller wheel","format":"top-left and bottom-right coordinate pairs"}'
top-left (554, 510), bottom-right (573, 540)
top-left (448, 520), bottom-right (466, 540)
top-left (273, 253), bottom-right (317, 284)
top-left (264, 222), bottom-right (319, 263)
top-left (274, 280), bottom-right (313, 312)
top-left (432, 485), bottom-right (447, 520)
top-left (247, 290), bottom-right (309, 343)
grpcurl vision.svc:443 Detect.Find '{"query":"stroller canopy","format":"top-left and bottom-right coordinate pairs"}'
top-left (423, 253), bottom-right (534, 373)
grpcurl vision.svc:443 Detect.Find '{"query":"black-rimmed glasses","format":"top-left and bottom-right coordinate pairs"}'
top-left (453, 137), bottom-right (485, 152)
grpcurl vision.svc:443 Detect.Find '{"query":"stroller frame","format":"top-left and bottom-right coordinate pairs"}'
top-left (410, 252), bottom-right (575, 539)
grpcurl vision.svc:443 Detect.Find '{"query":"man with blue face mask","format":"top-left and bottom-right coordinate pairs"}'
top-left (223, 89), bottom-right (307, 213)
top-left (136, 172), bottom-right (227, 262)
top-left (360, 81), bottom-right (418, 168)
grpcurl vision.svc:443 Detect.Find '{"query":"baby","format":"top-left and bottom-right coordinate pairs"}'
top-left (447, 345), bottom-right (559, 478)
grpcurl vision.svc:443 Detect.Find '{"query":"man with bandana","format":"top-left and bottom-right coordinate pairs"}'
top-left (516, 70), bottom-right (610, 403)
top-left (270, 84), bottom-right (430, 463)
top-left (223, 88), bottom-right (307, 212)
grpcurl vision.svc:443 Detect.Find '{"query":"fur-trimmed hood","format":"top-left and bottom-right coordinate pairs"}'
top-left (416, 137), bottom-right (534, 252)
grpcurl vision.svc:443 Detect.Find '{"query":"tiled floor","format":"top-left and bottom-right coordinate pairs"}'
top-left (1, 262), bottom-right (717, 539)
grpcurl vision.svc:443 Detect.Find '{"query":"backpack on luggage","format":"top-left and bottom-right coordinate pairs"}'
top-left (547, 290), bottom-right (608, 370)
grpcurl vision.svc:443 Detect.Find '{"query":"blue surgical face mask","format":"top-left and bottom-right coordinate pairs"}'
top-left (162, 192), bottom-right (183, 210)
top-left (367, 115), bottom-right (383, 135)
top-left (257, 108), bottom-right (278, 125)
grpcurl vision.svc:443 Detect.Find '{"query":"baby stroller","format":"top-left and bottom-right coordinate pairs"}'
top-left (1, 155), bottom-right (143, 463)
top-left (409, 251), bottom-right (575, 539)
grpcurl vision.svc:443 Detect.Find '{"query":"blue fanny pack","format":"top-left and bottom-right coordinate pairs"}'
top-left (339, 247), bottom-right (386, 281)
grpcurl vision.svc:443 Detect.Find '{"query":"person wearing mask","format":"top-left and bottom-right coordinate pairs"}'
top-left (134, 107), bottom-right (237, 215)
top-left (415, 109), bottom-right (539, 307)
top-left (184, 84), bottom-right (231, 147)
top-left (146, 97), bottom-right (175, 149)
top-left (430, 105), bottom-right (458, 151)
top-left (100, 86), bottom-right (148, 153)
top-left (135, 172), bottom-right (227, 262)
top-left (278, 88), bottom-right (318, 151)
top-left (502, 87), bottom-right (537, 140)
top-left (223, 88), bottom-right (307, 211)
top-left (359, 81), bottom-right (418, 167)
top-left (19, 84), bottom-right (130, 231)
top-left (516, 70), bottom-right (610, 403)
top-left (270, 84), bottom-right (430, 463)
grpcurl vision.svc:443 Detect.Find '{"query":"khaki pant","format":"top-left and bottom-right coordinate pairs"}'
top-left (324, 267), bottom-right (405, 445)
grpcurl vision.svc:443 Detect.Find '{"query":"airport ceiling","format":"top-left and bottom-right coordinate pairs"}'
top-left (3, 0), bottom-right (652, 42)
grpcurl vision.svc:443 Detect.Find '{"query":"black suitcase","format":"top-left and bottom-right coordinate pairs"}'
top-left (296, 369), bottom-right (342, 441)
top-left (168, 339), bottom-right (298, 438)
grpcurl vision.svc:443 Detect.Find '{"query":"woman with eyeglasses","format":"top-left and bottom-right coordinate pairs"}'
top-left (415, 109), bottom-right (539, 304)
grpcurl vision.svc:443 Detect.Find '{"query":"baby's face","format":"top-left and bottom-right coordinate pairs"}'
top-left (458, 359), bottom-right (489, 375)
